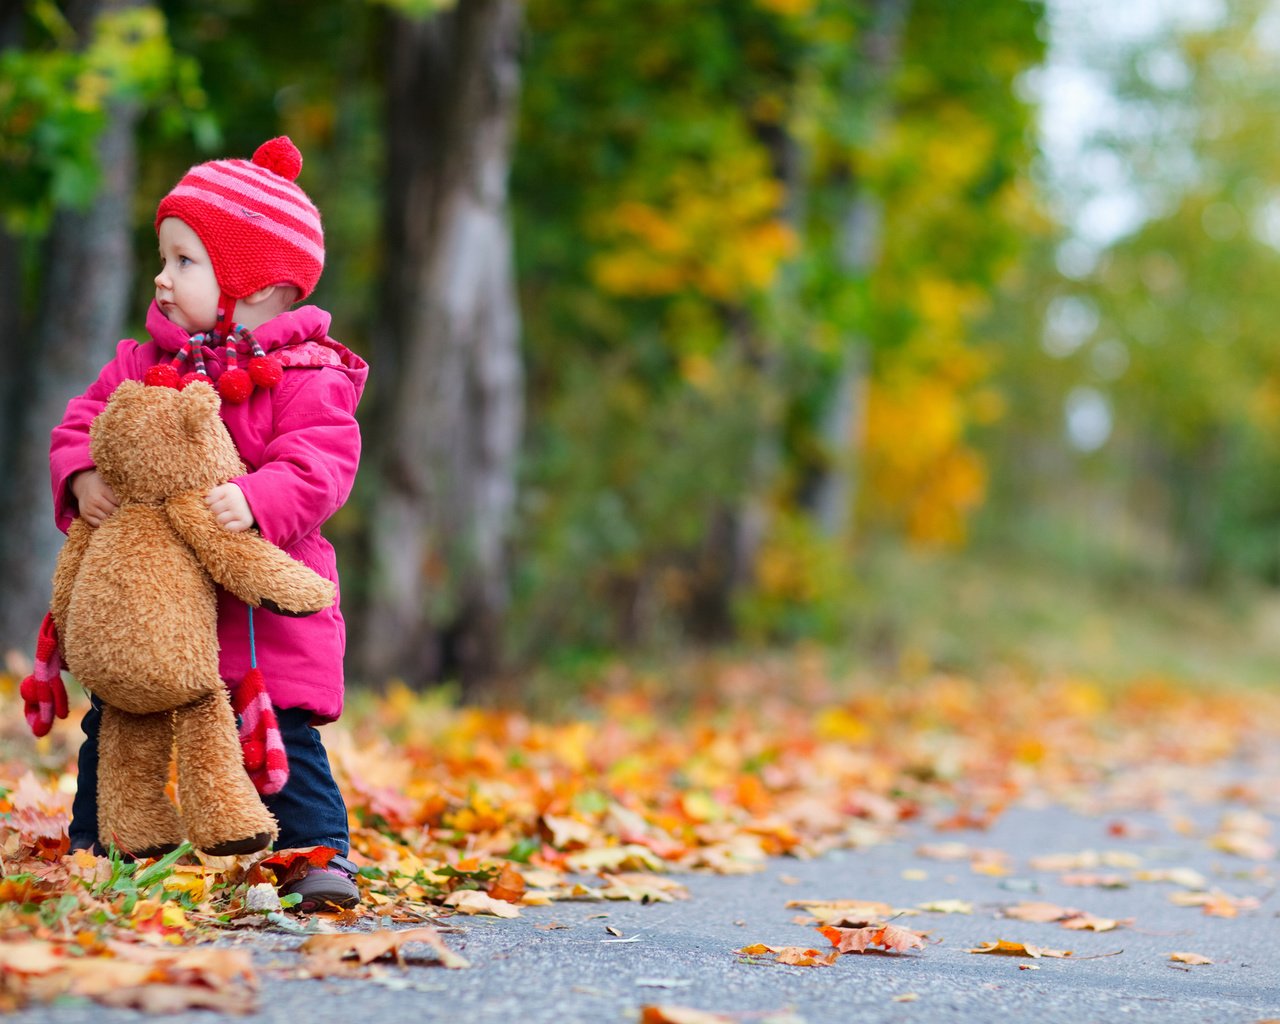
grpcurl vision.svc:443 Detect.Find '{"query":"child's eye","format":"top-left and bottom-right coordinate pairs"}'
top-left (178, 256), bottom-right (192, 267)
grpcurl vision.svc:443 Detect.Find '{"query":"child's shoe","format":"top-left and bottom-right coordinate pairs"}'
top-left (279, 853), bottom-right (360, 912)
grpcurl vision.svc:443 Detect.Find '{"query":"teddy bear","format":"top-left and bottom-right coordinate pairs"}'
top-left (46, 379), bottom-right (335, 858)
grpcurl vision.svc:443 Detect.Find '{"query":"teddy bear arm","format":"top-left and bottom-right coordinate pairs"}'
top-left (164, 491), bottom-right (336, 614)
top-left (50, 517), bottom-right (94, 633)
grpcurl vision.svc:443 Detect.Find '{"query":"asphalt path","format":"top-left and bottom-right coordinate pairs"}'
top-left (11, 771), bottom-right (1280, 1023)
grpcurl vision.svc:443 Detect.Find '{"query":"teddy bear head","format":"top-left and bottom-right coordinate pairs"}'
top-left (90, 380), bottom-right (245, 504)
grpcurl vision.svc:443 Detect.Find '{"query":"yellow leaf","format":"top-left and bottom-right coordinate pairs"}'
top-left (966, 940), bottom-right (1073, 959)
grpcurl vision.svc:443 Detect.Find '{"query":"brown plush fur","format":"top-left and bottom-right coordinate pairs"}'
top-left (51, 380), bottom-right (335, 857)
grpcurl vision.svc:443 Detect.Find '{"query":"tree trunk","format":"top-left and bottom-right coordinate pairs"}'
top-left (808, 0), bottom-right (911, 540)
top-left (0, 1), bottom-right (139, 657)
top-left (361, 0), bottom-right (524, 691)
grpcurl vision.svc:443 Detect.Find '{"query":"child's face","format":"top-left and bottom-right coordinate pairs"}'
top-left (155, 217), bottom-right (220, 333)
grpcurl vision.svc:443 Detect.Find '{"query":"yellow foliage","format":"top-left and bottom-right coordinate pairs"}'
top-left (863, 368), bottom-right (991, 547)
top-left (591, 148), bottom-right (797, 302)
top-left (815, 706), bottom-right (871, 744)
top-left (754, 0), bottom-right (817, 15)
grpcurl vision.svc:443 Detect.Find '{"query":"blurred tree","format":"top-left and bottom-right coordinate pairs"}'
top-left (0, 0), bottom-right (205, 655)
top-left (508, 0), bottom-right (1046, 655)
top-left (360, 0), bottom-right (524, 689)
top-left (1019, 0), bottom-right (1280, 585)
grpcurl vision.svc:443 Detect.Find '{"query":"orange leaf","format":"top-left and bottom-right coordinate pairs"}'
top-left (487, 863), bottom-right (527, 904)
top-left (735, 943), bottom-right (837, 967)
top-left (820, 924), bottom-right (927, 954)
top-left (641, 1007), bottom-right (735, 1024)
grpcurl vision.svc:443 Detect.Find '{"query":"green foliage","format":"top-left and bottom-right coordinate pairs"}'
top-left (511, 0), bottom-right (1048, 652)
top-left (368, 0), bottom-right (455, 15)
top-left (92, 841), bottom-right (193, 916)
top-left (0, 2), bottom-right (212, 234)
top-left (995, 0), bottom-right (1280, 585)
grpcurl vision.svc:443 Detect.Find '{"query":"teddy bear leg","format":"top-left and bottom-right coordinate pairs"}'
top-left (175, 689), bottom-right (278, 856)
top-left (97, 705), bottom-right (185, 858)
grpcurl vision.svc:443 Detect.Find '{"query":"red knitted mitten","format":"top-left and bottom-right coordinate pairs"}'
top-left (231, 667), bottom-right (289, 795)
top-left (20, 613), bottom-right (68, 737)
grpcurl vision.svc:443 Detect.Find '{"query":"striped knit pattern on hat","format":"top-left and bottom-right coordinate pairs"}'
top-left (155, 137), bottom-right (324, 301)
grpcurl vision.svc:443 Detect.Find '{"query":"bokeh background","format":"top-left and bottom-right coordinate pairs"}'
top-left (5, 0), bottom-right (1280, 696)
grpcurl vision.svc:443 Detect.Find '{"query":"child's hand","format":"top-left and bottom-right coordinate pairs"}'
top-left (206, 482), bottom-right (255, 532)
top-left (71, 469), bottom-right (118, 527)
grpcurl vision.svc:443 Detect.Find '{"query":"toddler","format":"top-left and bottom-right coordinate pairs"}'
top-left (49, 136), bottom-right (367, 911)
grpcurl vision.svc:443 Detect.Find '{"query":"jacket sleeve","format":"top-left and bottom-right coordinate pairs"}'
top-left (49, 340), bottom-right (143, 532)
top-left (232, 368), bottom-right (362, 550)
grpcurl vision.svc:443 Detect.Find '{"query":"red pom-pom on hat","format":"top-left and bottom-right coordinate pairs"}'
top-left (252, 136), bottom-right (303, 182)
top-left (156, 138), bottom-right (323, 300)
top-left (180, 371), bottom-right (212, 389)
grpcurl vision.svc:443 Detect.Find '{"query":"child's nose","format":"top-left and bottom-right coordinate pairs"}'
top-left (155, 267), bottom-right (170, 289)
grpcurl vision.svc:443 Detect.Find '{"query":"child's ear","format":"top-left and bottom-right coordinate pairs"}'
top-left (241, 284), bottom-right (299, 309)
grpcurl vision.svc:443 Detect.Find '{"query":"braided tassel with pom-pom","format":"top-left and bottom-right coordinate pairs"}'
top-left (144, 340), bottom-right (191, 388)
top-left (180, 334), bottom-right (212, 389)
top-left (218, 335), bottom-right (254, 403)
top-left (20, 613), bottom-right (67, 737)
top-left (236, 325), bottom-right (283, 389)
top-left (231, 606), bottom-right (289, 795)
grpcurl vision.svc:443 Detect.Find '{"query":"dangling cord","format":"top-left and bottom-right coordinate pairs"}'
top-left (248, 603), bottom-right (257, 672)
top-left (218, 329), bottom-right (254, 403)
top-left (181, 334), bottom-right (212, 388)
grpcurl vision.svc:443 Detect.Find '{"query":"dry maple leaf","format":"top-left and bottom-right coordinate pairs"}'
top-left (7, 773), bottom-right (71, 842)
top-left (819, 924), bottom-right (927, 955)
top-left (443, 889), bottom-right (521, 917)
top-left (736, 943), bottom-right (838, 967)
top-left (641, 1007), bottom-right (735, 1024)
top-left (1060, 914), bottom-right (1128, 932)
top-left (1168, 951), bottom-right (1212, 965)
top-left (965, 940), bottom-right (1073, 958)
top-left (784, 899), bottom-right (898, 925)
top-left (597, 872), bottom-right (690, 903)
top-left (1168, 890), bottom-right (1259, 917)
top-left (299, 926), bottom-right (469, 969)
top-left (1134, 867), bottom-right (1207, 889)
top-left (61, 944), bottom-right (259, 1013)
top-left (487, 863), bottom-right (527, 903)
top-left (917, 899), bottom-right (973, 914)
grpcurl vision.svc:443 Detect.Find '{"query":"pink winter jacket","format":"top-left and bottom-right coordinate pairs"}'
top-left (49, 302), bottom-right (369, 722)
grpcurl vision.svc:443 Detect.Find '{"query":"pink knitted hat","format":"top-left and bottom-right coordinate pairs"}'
top-left (155, 136), bottom-right (324, 304)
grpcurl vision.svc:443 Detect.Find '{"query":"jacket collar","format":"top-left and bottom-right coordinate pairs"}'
top-left (145, 300), bottom-right (333, 356)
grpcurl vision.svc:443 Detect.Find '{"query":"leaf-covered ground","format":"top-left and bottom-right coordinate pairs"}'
top-left (2, 657), bottom-right (1279, 1014)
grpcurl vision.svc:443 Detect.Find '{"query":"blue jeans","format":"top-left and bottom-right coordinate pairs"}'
top-left (69, 696), bottom-right (350, 856)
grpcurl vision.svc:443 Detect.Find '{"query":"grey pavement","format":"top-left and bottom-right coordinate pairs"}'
top-left (9, 790), bottom-right (1280, 1023)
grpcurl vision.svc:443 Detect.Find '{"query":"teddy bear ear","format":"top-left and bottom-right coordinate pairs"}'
top-left (113, 379), bottom-right (146, 401)
top-left (179, 380), bottom-right (220, 439)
